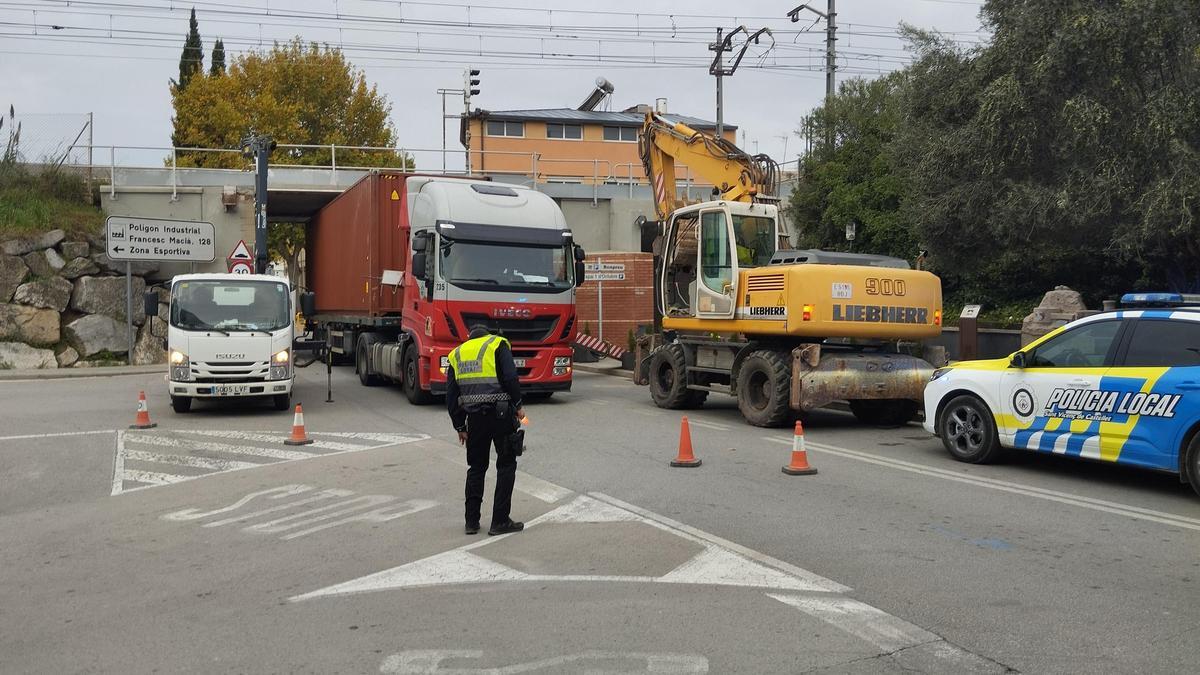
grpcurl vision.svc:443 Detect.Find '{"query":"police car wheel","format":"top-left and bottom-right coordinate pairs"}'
top-left (1185, 434), bottom-right (1200, 498)
top-left (939, 395), bottom-right (1002, 463)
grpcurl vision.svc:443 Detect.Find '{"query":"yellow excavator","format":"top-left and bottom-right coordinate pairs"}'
top-left (638, 111), bottom-right (944, 426)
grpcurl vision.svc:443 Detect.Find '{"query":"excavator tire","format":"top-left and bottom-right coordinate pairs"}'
top-left (649, 344), bottom-right (697, 409)
top-left (736, 349), bottom-right (792, 427)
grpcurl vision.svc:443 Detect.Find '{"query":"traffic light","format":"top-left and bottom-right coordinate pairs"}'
top-left (465, 68), bottom-right (480, 97)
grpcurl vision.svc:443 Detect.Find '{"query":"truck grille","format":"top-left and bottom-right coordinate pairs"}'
top-left (747, 274), bottom-right (786, 292)
top-left (460, 313), bottom-right (559, 343)
top-left (191, 360), bottom-right (270, 383)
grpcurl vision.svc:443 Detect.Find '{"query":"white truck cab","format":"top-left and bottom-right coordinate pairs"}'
top-left (151, 273), bottom-right (295, 413)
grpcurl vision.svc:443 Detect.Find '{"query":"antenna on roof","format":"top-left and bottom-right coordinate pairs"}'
top-left (578, 77), bottom-right (615, 112)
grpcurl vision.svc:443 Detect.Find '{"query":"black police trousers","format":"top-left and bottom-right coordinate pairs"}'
top-left (464, 410), bottom-right (517, 526)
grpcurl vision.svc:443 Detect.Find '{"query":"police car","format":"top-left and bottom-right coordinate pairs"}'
top-left (923, 293), bottom-right (1200, 496)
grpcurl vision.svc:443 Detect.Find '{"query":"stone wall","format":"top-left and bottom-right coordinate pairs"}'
top-left (0, 229), bottom-right (169, 369)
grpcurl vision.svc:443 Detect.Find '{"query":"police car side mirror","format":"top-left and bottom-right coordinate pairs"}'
top-left (1010, 351), bottom-right (1027, 369)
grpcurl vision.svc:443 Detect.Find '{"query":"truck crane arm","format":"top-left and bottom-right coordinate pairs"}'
top-left (638, 112), bottom-right (779, 221)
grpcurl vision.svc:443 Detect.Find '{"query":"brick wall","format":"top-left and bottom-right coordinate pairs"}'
top-left (576, 251), bottom-right (655, 350)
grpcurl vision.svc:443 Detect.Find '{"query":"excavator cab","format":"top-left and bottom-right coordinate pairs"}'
top-left (660, 201), bottom-right (780, 320)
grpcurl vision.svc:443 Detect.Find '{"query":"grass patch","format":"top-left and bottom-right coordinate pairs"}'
top-left (942, 296), bottom-right (1040, 330)
top-left (0, 163), bottom-right (103, 240)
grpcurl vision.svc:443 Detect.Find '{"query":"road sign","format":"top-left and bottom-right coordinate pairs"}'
top-left (104, 216), bottom-right (216, 262)
top-left (585, 272), bottom-right (625, 282)
top-left (584, 262), bottom-right (625, 272)
top-left (229, 261), bottom-right (253, 275)
top-left (228, 239), bottom-right (253, 261)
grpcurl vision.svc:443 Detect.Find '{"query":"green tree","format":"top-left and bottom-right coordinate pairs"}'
top-left (171, 39), bottom-right (410, 170)
top-left (176, 8), bottom-right (203, 92)
top-left (268, 222), bottom-right (305, 291)
top-left (209, 38), bottom-right (226, 76)
top-left (787, 72), bottom-right (916, 261)
top-left (895, 1), bottom-right (1200, 303)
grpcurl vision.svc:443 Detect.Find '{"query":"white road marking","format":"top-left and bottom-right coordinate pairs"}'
top-left (162, 485), bottom-right (314, 521)
top-left (244, 495), bottom-right (397, 534)
top-left (203, 489), bottom-right (355, 528)
top-left (280, 499), bottom-right (438, 540)
top-left (125, 433), bottom-right (317, 460)
top-left (765, 593), bottom-right (936, 652)
top-left (124, 448), bottom-right (260, 472)
top-left (292, 493), bottom-right (841, 601)
top-left (121, 469), bottom-right (190, 486)
top-left (588, 492), bottom-right (850, 594)
top-left (0, 429), bottom-right (115, 443)
top-left (437, 455), bottom-right (573, 504)
top-left (688, 419), bottom-right (731, 432)
top-left (110, 431), bottom-right (126, 496)
top-left (763, 436), bottom-right (1200, 531)
top-left (379, 649), bottom-right (709, 674)
top-left (112, 430), bottom-right (430, 495)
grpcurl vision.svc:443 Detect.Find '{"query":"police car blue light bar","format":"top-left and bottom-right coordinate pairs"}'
top-left (1119, 292), bottom-right (1200, 308)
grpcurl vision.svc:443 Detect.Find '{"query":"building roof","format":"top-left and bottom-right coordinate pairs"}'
top-left (473, 107), bottom-right (735, 130)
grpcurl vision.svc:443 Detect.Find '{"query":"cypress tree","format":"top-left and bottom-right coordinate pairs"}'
top-left (209, 38), bottom-right (226, 76)
top-left (177, 8), bottom-right (203, 91)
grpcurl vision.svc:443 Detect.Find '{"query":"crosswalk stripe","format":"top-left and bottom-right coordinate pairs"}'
top-left (124, 449), bottom-right (260, 472)
top-left (177, 429), bottom-right (370, 451)
top-left (125, 432), bottom-right (317, 460)
top-left (122, 469), bottom-right (190, 486)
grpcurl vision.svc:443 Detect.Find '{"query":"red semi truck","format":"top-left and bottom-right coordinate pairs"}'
top-left (303, 172), bottom-right (585, 402)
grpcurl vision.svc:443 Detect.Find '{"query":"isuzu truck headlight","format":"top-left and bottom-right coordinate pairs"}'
top-left (170, 351), bottom-right (191, 381)
top-left (270, 349), bottom-right (291, 380)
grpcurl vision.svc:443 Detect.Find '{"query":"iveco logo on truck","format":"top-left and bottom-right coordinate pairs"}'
top-left (492, 307), bottom-right (533, 319)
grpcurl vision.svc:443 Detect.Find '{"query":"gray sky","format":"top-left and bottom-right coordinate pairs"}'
top-left (0, 0), bottom-right (986, 170)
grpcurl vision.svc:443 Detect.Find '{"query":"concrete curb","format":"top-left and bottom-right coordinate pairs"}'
top-left (573, 362), bottom-right (635, 380)
top-left (0, 364), bottom-right (166, 381)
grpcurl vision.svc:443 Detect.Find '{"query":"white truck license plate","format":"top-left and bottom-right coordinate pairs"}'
top-left (213, 384), bottom-right (250, 396)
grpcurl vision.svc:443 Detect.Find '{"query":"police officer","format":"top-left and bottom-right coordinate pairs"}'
top-left (446, 324), bottom-right (526, 536)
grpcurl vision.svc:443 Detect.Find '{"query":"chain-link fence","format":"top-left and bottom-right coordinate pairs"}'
top-left (3, 111), bottom-right (92, 167)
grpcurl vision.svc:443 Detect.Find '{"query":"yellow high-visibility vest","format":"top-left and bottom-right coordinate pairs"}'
top-left (448, 334), bottom-right (511, 410)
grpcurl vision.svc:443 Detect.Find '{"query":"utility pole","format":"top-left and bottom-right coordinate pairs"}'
top-left (708, 26), bottom-right (773, 140)
top-left (788, 1), bottom-right (837, 150)
top-left (436, 87), bottom-right (464, 173)
top-left (241, 132), bottom-right (276, 274)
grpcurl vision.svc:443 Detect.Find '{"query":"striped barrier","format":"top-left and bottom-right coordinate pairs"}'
top-left (574, 334), bottom-right (627, 359)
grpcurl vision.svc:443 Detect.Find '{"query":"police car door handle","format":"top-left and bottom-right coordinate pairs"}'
top-left (1069, 378), bottom-right (1092, 387)
top-left (1175, 381), bottom-right (1200, 391)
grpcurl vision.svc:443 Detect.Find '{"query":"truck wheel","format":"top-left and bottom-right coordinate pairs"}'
top-left (736, 350), bottom-right (792, 427)
top-left (403, 345), bottom-right (433, 405)
top-left (649, 344), bottom-right (693, 409)
top-left (1184, 433), bottom-right (1200, 498)
top-left (849, 399), bottom-right (918, 427)
top-left (938, 395), bottom-right (1002, 463)
top-left (356, 333), bottom-right (383, 387)
top-left (171, 395), bottom-right (192, 413)
top-left (273, 393), bottom-right (291, 411)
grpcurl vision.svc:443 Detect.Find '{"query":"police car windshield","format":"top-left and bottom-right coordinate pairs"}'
top-left (440, 242), bottom-right (573, 293)
top-left (170, 280), bottom-right (290, 332)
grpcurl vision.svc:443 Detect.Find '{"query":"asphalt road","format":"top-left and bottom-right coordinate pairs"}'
top-left (1, 363), bottom-right (1197, 674)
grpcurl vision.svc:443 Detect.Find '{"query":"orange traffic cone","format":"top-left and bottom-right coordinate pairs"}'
top-left (130, 391), bottom-right (157, 429)
top-left (782, 420), bottom-right (817, 475)
top-left (284, 404), bottom-right (314, 446)
top-left (670, 415), bottom-right (702, 467)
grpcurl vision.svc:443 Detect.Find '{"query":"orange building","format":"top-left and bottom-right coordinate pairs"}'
top-left (460, 105), bottom-right (737, 187)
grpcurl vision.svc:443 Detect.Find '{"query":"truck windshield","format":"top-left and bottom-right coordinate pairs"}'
top-left (440, 242), bottom-right (573, 293)
top-left (170, 280), bottom-right (290, 332)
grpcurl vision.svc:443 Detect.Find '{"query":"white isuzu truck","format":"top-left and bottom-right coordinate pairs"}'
top-left (146, 273), bottom-right (296, 413)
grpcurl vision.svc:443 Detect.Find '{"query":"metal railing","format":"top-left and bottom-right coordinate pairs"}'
top-left (57, 143), bottom-right (720, 201)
